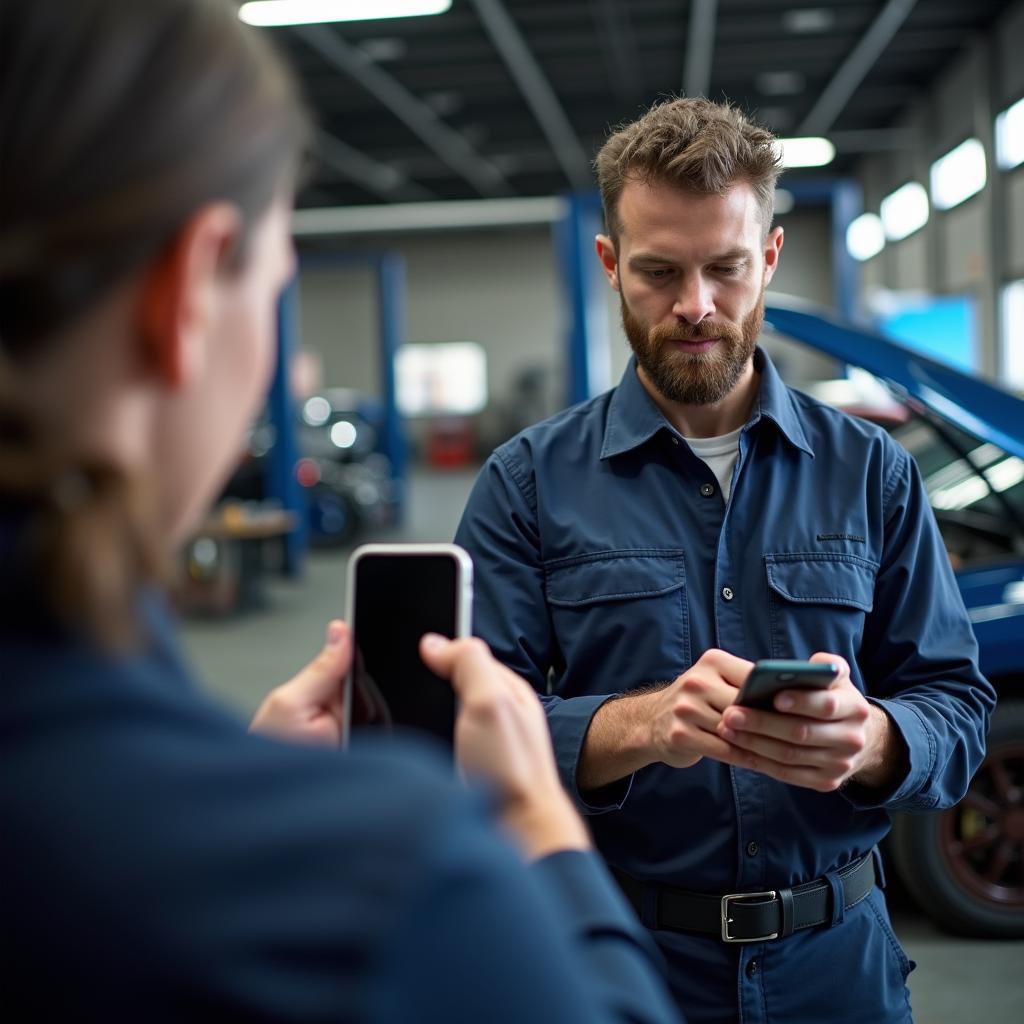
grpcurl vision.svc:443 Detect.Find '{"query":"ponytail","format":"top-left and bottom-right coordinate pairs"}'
top-left (0, 0), bottom-right (307, 647)
top-left (0, 358), bottom-right (163, 648)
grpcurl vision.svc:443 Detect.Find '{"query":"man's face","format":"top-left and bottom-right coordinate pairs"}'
top-left (598, 179), bottom-right (783, 407)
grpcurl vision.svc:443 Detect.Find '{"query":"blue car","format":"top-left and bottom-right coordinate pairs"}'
top-left (765, 302), bottom-right (1024, 938)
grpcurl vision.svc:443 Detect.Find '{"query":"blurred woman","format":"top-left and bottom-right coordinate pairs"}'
top-left (0, 2), bottom-right (680, 1021)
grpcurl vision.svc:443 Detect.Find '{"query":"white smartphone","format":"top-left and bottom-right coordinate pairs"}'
top-left (343, 543), bottom-right (473, 748)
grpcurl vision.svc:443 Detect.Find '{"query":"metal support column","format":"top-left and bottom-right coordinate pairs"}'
top-left (267, 278), bottom-right (307, 576)
top-left (557, 191), bottom-right (612, 406)
top-left (376, 251), bottom-right (409, 521)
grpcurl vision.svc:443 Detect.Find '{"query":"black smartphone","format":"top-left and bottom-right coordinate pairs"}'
top-left (735, 660), bottom-right (839, 711)
top-left (343, 543), bottom-right (473, 748)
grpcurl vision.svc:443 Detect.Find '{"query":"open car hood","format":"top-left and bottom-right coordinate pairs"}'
top-left (764, 297), bottom-right (1024, 461)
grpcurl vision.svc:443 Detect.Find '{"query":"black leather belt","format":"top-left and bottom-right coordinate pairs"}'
top-left (612, 852), bottom-right (876, 943)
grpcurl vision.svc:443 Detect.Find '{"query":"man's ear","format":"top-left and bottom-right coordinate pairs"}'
top-left (762, 225), bottom-right (784, 286)
top-left (595, 233), bottom-right (621, 291)
top-left (137, 202), bottom-right (243, 388)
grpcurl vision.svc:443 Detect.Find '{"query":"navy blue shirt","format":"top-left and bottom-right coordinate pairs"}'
top-left (456, 349), bottom-right (995, 1024)
top-left (0, 543), bottom-right (680, 1022)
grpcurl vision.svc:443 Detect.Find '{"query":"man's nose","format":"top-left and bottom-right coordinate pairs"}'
top-left (671, 275), bottom-right (715, 325)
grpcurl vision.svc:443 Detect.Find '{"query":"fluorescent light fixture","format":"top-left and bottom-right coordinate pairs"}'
top-left (846, 212), bottom-right (885, 261)
top-left (1001, 279), bottom-right (1024, 391)
top-left (773, 188), bottom-right (795, 216)
top-left (996, 96), bottom-right (1024, 170)
top-left (776, 137), bottom-right (835, 167)
top-left (239, 0), bottom-right (452, 27)
top-left (880, 182), bottom-right (929, 241)
top-left (930, 138), bottom-right (986, 211)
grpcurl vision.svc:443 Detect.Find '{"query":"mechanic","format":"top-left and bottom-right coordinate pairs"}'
top-left (456, 96), bottom-right (995, 1024)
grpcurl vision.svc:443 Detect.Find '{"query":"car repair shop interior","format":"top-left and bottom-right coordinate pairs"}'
top-left (13, 2), bottom-right (1024, 1021)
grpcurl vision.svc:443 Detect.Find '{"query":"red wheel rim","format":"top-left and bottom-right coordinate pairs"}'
top-left (939, 743), bottom-right (1024, 910)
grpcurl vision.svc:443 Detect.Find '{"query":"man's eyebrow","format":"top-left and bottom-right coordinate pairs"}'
top-left (707, 247), bottom-right (753, 263)
top-left (626, 251), bottom-right (676, 267)
top-left (626, 247), bottom-right (754, 268)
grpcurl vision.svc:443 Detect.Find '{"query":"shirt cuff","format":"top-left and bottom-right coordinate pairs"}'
top-left (546, 693), bottom-right (634, 815)
top-left (840, 697), bottom-right (934, 810)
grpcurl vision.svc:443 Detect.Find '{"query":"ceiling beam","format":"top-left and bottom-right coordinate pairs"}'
top-left (293, 24), bottom-right (512, 198)
top-left (683, 0), bottom-right (718, 98)
top-left (467, 0), bottom-right (592, 190)
top-left (293, 196), bottom-right (567, 237)
top-left (594, 0), bottom-right (643, 104)
top-left (313, 129), bottom-right (437, 202)
top-left (798, 0), bottom-right (919, 136)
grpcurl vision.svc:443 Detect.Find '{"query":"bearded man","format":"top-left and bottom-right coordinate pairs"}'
top-left (454, 97), bottom-right (993, 1024)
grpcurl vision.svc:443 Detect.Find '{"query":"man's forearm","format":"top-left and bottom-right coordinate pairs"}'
top-left (576, 691), bottom-right (659, 793)
top-left (849, 703), bottom-right (909, 791)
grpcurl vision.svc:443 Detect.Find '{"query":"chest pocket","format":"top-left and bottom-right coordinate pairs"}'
top-left (764, 552), bottom-right (877, 661)
top-left (544, 551), bottom-right (689, 693)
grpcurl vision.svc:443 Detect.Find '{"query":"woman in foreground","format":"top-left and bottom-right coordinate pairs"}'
top-left (0, 1), bottom-right (680, 1021)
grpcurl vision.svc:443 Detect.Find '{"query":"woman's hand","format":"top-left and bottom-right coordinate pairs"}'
top-left (419, 633), bottom-right (591, 860)
top-left (249, 620), bottom-right (350, 746)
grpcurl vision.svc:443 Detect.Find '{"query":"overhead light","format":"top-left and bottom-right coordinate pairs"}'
top-left (776, 137), bottom-right (835, 167)
top-left (756, 70), bottom-right (805, 96)
top-left (238, 0), bottom-right (452, 27)
top-left (846, 213), bottom-right (885, 261)
top-left (358, 37), bottom-right (407, 61)
top-left (930, 138), bottom-right (986, 211)
top-left (1001, 280), bottom-right (1024, 391)
top-left (782, 8), bottom-right (836, 34)
top-left (996, 96), bottom-right (1024, 170)
top-left (880, 181), bottom-right (929, 241)
top-left (773, 188), bottom-right (795, 216)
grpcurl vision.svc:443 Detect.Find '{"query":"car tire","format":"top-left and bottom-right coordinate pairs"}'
top-left (308, 485), bottom-right (359, 548)
top-left (888, 699), bottom-right (1024, 937)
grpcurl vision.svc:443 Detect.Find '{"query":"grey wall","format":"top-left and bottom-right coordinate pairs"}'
top-left (854, 0), bottom-right (1024, 382)
top-left (297, 207), bottom-right (836, 428)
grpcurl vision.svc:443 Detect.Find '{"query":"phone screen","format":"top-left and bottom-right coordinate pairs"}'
top-left (351, 552), bottom-right (460, 745)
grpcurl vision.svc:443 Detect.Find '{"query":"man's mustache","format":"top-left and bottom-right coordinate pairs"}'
top-left (650, 321), bottom-right (739, 343)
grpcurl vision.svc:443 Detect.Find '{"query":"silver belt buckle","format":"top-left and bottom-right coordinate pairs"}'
top-left (720, 890), bottom-right (779, 943)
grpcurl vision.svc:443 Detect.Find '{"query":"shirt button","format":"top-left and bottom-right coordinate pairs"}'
top-left (746, 840), bottom-right (759, 856)
top-left (746, 958), bottom-right (759, 979)
top-left (722, 586), bottom-right (734, 601)
top-left (671, 436), bottom-right (680, 445)
top-left (700, 483), bottom-right (715, 497)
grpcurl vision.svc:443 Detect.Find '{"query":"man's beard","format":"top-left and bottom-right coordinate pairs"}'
top-left (621, 289), bottom-right (765, 406)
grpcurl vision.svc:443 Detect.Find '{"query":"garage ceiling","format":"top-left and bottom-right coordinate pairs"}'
top-left (253, 0), bottom-right (1014, 208)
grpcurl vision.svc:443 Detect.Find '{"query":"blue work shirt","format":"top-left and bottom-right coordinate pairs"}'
top-left (456, 348), bottom-right (995, 1024)
top-left (0, 521), bottom-right (680, 1023)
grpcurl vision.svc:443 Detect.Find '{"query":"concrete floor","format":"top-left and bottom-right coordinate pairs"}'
top-left (182, 466), bottom-right (1024, 1024)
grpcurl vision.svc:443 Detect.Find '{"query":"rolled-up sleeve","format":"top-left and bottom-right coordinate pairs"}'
top-left (844, 445), bottom-right (996, 813)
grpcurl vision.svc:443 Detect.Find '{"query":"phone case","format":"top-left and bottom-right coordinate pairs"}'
top-left (342, 543), bottom-right (473, 745)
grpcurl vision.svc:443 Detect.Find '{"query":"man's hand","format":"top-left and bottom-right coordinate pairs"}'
top-left (419, 633), bottom-right (591, 860)
top-left (578, 648), bottom-right (757, 791)
top-left (249, 620), bottom-right (350, 746)
top-left (716, 652), bottom-right (905, 792)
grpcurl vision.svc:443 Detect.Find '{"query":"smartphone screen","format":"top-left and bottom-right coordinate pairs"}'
top-left (349, 547), bottom-right (468, 746)
top-left (736, 660), bottom-right (839, 711)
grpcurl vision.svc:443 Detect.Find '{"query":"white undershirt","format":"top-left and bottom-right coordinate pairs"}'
top-left (684, 426), bottom-right (743, 501)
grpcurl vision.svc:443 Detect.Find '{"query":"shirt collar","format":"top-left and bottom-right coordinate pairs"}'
top-left (600, 347), bottom-right (815, 460)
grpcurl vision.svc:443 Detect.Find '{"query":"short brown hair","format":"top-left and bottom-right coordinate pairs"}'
top-left (595, 97), bottom-right (782, 242)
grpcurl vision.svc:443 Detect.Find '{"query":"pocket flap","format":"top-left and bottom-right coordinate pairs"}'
top-left (545, 551), bottom-right (685, 608)
top-left (765, 553), bottom-right (876, 612)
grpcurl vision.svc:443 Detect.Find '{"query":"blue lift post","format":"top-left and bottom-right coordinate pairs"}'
top-left (267, 278), bottom-right (307, 577)
top-left (558, 181), bottom-right (864, 403)
top-left (265, 250), bottom-right (409, 546)
top-left (556, 191), bottom-right (613, 408)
